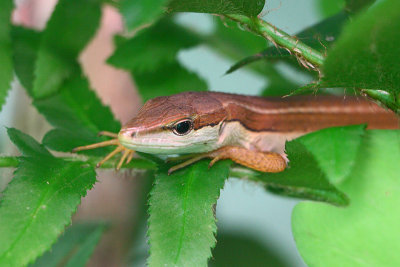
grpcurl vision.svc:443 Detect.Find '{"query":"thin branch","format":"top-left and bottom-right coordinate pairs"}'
top-left (224, 14), bottom-right (325, 70)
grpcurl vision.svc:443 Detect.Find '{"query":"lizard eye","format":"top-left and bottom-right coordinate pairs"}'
top-left (173, 120), bottom-right (193, 136)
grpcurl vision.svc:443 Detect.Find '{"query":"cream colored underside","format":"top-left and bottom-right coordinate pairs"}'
top-left (218, 121), bottom-right (305, 161)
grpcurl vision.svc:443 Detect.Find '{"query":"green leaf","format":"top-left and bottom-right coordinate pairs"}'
top-left (0, 129), bottom-right (97, 266)
top-left (239, 140), bottom-right (348, 206)
top-left (318, 1), bottom-right (345, 17)
top-left (211, 18), bottom-right (267, 60)
top-left (298, 125), bottom-right (366, 184)
top-left (345, 0), bottom-right (375, 13)
top-left (120, 0), bottom-right (169, 30)
top-left (33, 0), bottom-right (101, 98)
top-left (30, 223), bottom-right (107, 267)
top-left (11, 26), bottom-right (41, 95)
top-left (134, 61), bottom-right (207, 101)
top-left (36, 75), bottom-right (121, 156)
top-left (167, 0), bottom-right (265, 17)
top-left (148, 160), bottom-right (231, 266)
top-left (108, 18), bottom-right (200, 73)
top-left (322, 0), bottom-right (400, 97)
top-left (7, 128), bottom-right (52, 158)
top-left (210, 232), bottom-right (290, 267)
top-left (292, 130), bottom-right (400, 266)
top-left (0, 0), bottom-right (14, 111)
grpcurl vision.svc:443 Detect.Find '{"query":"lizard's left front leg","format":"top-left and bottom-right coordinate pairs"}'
top-left (168, 146), bottom-right (287, 174)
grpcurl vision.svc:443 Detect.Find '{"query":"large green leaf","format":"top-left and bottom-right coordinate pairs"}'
top-left (11, 26), bottom-right (120, 156)
top-left (134, 61), bottom-right (207, 101)
top-left (0, 128), bottom-right (96, 266)
top-left (11, 27), bottom-right (41, 95)
top-left (36, 75), bottom-right (121, 156)
top-left (292, 130), bottom-right (400, 266)
top-left (30, 223), bottom-right (107, 267)
top-left (120, 0), bottom-right (169, 30)
top-left (148, 160), bottom-right (231, 266)
top-left (168, 0), bottom-right (265, 17)
top-left (108, 19), bottom-right (200, 73)
top-left (322, 0), bottom-right (400, 96)
top-left (32, 0), bottom-right (101, 98)
top-left (0, 0), bottom-right (13, 111)
top-left (298, 125), bottom-right (366, 184)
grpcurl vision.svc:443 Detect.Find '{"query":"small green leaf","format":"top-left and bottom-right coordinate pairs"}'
top-left (168, 0), bottom-right (265, 17)
top-left (11, 26), bottom-right (41, 95)
top-left (0, 0), bottom-right (14, 111)
top-left (134, 61), bottom-right (207, 101)
top-left (298, 125), bottom-right (366, 184)
top-left (30, 223), bottom-right (107, 267)
top-left (0, 129), bottom-right (97, 266)
top-left (33, 0), bottom-right (101, 98)
top-left (36, 75), bottom-right (121, 156)
top-left (322, 0), bottom-right (400, 96)
top-left (108, 18), bottom-right (200, 73)
top-left (292, 130), bottom-right (400, 266)
top-left (241, 140), bottom-right (348, 206)
top-left (120, 0), bottom-right (169, 30)
top-left (148, 160), bottom-right (231, 266)
top-left (7, 128), bottom-right (52, 158)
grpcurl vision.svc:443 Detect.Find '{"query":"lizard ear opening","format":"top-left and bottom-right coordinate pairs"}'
top-left (173, 119), bottom-right (193, 136)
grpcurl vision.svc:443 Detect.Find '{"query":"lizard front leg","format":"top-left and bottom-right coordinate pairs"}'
top-left (168, 146), bottom-right (287, 174)
top-left (72, 131), bottom-right (134, 170)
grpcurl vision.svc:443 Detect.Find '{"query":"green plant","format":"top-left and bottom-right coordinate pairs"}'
top-left (0, 0), bottom-right (399, 266)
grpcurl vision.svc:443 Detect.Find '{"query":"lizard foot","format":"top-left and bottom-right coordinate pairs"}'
top-left (72, 131), bottom-right (135, 170)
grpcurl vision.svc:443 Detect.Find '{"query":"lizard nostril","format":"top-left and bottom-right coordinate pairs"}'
top-left (131, 132), bottom-right (136, 138)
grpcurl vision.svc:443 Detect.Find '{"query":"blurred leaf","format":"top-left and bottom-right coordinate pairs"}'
top-left (148, 160), bottom-right (231, 266)
top-left (240, 140), bottom-right (348, 206)
top-left (299, 125), bottom-right (366, 184)
top-left (168, 0), bottom-right (265, 16)
top-left (33, 0), bottom-right (101, 98)
top-left (322, 0), bottom-right (400, 97)
top-left (30, 223), bottom-right (107, 267)
top-left (0, 128), bottom-right (96, 266)
top-left (211, 18), bottom-right (267, 60)
top-left (345, 0), bottom-right (375, 13)
top-left (11, 27), bottom-right (41, 95)
top-left (36, 75), bottom-right (121, 156)
top-left (134, 61), bottom-right (207, 101)
top-left (210, 232), bottom-right (290, 267)
top-left (226, 12), bottom-right (349, 75)
top-left (108, 18), bottom-right (200, 73)
top-left (318, 1), bottom-right (345, 17)
top-left (120, 0), bottom-right (169, 30)
top-left (0, 0), bottom-right (13, 111)
top-left (292, 130), bottom-right (400, 266)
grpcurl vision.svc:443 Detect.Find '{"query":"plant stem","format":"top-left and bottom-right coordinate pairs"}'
top-left (224, 14), bottom-right (325, 69)
top-left (0, 156), bottom-right (19, 168)
top-left (0, 156), bottom-right (157, 170)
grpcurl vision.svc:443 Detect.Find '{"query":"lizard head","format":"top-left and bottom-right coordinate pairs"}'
top-left (118, 92), bottom-right (227, 154)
